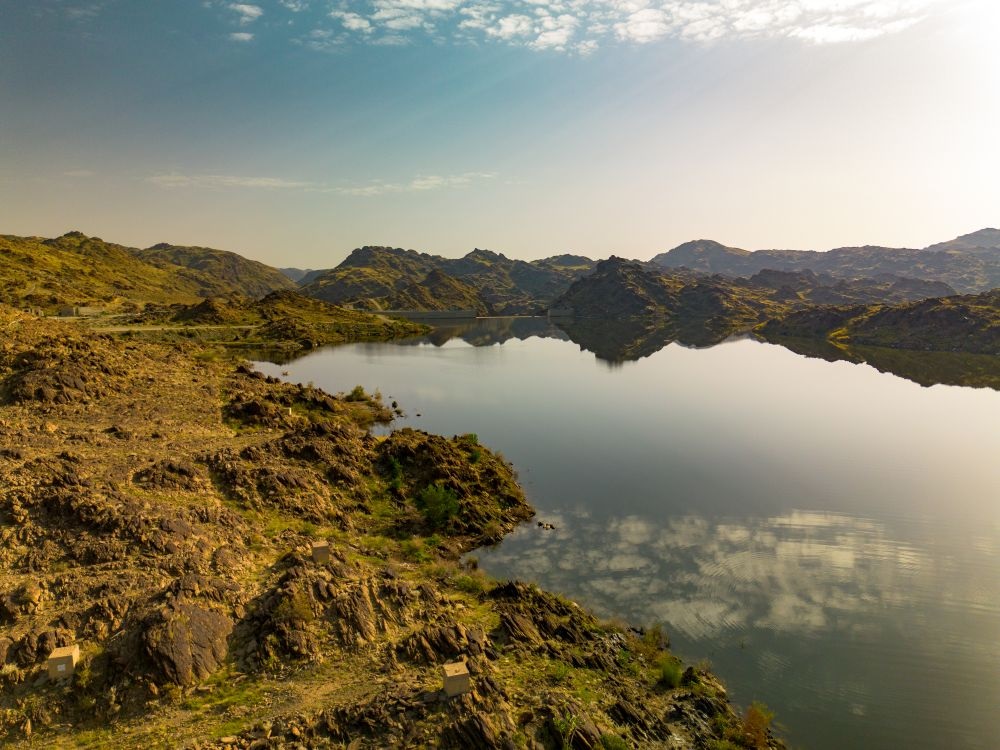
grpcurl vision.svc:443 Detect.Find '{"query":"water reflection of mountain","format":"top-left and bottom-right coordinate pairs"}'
top-left (552, 317), bottom-right (739, 363)
top-left (766, 336), bottom-right (1000, 390)
top-left (410, 316), bottom-right (738, 364)
top-left (410, 316), bottom-right (568, 348)
top-left (255, 315), bottom-right (1000, 389)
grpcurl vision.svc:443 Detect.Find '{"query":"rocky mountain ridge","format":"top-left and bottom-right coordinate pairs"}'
top-left (650, 231), bottom-right (1000, 294)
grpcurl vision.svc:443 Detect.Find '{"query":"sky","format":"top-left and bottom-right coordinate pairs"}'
top-left (1, 0), bottom-right (998, 267)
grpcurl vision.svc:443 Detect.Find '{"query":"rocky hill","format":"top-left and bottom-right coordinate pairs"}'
top-left (758, 289), bottom-right (1000, 356)
top-left (386, 270), bottom-right (489, 315)
top-left (0, 233), bottom-right (296, 312)
top-left (0, 232), bottom-right (231, 311)
top-left (300, 247), bottom-right (442, 307)
top-left (746, 269), bottom-right (956, 305)
top-left (924, 227), bottom-right (1000, 252)
top-left (132, 244), bottom-right (297, 299)
top-left (300, 247), bottom-right (591, 315)
top-left (551, 257), bottom-right (787, 330)
top-left (0, 307), bottom-right (784, 750)
top-left (651, 230), bottom-right (1000, 293)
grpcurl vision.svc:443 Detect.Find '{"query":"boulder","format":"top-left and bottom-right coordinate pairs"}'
top-left (143, 603), bottom-right (232, 686)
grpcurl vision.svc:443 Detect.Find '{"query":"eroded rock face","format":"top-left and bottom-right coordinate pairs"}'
top-left (143, 603), bottom-right (233, 686)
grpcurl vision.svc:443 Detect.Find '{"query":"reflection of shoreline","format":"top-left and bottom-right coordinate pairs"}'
top-left (257, 315), bottom-right (1000, 389)
top-left (416, 317), bottom-right (1000, 388)
top-left (764, 336), bottom-right (1000, 390)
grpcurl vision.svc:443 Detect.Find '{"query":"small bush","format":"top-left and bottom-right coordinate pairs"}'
top-left (273, 590), bottom-right (314, 625)
top-left (453, 573), bottom-right (486, 595)
top-left (400, 539), bottom-right (431, 563)
top-left (416, 483), bottom-right (459, 528)
top-left (345, 385), bottom-right (367, 402)
top-left (707, 742), bottom-right (743, 750)
top-left (387, 457), bottom-right (404, 491)
top-left (657, 655), bottom-right (683, 688)
top-left (599, 735), bottom-right (630, 750)
top-left (743, 701), bottom-right (776, 749)
top-left (552, 713), bottom-right (579, 747)
top-left (547, 660), bottom-right (572, 683)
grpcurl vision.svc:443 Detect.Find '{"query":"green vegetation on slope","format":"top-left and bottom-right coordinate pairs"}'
top-left (132, 243), bottom-right (297, 299)
top-left (301, 246), bottom-right (593, 315)
top-left (551, 257), bottom-right (789, 334)
top-left (386, 269), bottom-right (489, 315)
top-left (0, 232), bottom-right (293, 312)
top-left (758, 290), bottom-right (1000, 356)
top-left (112, 290), bottom-right (428, 354)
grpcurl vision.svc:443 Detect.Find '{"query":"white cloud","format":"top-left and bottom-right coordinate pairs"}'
top-left (65, 3), bottom-right (106, 21)
top-left (147, 173), bottom-right (313, 189)
top-left (229, 31), bottom-right (255, 41)
top-left (279, 0), bottom-right (308, 10)
top-left (146, 171), bottom-right (496, 195)
top-left (229, 3), bottom-right (263, 25)
top-left (488, 14), bottom-right (534, 39)
top-left (615, 8), bottom-right (673, 44)
top-left (290, 0), bottom-right (940, 52)
top-left (332, 172), bottom-right (497, 196)
top-left (332, 11), bottom-right (374, 33)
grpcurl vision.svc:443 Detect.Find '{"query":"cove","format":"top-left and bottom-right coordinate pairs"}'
top-left (255, 318), bottom-right (1000, 750)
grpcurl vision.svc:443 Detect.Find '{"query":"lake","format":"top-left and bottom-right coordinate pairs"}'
top-left (255, 318), bottom-right (1000, 750)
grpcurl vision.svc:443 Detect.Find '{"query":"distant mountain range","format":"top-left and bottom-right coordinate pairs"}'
top-left (649, 229), bottom-right (1000, 294)
top-left (299, 246), bottom-right (594, 315)
top-left (1, 227), bottom-right (996, 359)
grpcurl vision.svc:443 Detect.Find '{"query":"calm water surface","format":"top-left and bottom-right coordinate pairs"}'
top-left (256, 319), bottom-right (1000, 750)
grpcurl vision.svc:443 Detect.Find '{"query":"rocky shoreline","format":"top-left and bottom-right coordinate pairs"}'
top-left (0, 308), bottom-right (783, 749)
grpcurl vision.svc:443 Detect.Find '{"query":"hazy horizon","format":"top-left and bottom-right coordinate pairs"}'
top-left (2, 0), bottom-right (998, 267)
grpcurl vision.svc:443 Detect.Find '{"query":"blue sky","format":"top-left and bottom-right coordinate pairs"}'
top-left (1, 0), bottom-right (997, 266)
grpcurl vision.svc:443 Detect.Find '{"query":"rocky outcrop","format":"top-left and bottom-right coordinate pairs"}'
top-left (0, 308), bottom-right (783, 749)
top-left (143, 603), bottom-right (233, 686)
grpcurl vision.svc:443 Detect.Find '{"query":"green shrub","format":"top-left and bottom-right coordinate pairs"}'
top-left (400, 539), bottom-right (431, 563)
top-left (387, 457), bottom-right (404, 491)
top-left (657, 655), bottom-right (683, 688)
top-left (453, 573), bottom-right (486, 595)
top-left (273, 590), bottom-right (314, 624)
top-left (345, 385), bottom-right (367, 402)
top-left (599, 735), bottom-right (630, 750)
top-left (707, 742), bottom-right (743, 750)
top-left (416, 483), bottom-right (459, 528)
top-left (552, 713), bottom-right (579, 748)
top-left (743, 701), bottom-right (776, 749)
top-left (548, 660), bottom-right (572, 683)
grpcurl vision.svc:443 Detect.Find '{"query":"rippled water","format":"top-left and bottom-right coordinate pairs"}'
top-left (256, 319), bottom-right (1000, 750)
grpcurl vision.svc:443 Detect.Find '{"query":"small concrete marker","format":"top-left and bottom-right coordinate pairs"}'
top-left (311, 540), bottom-right (331, 564)
top-left (47, 644), bottom-right (80, 680)
top-left (442, 661), bottom-right (471, 698)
